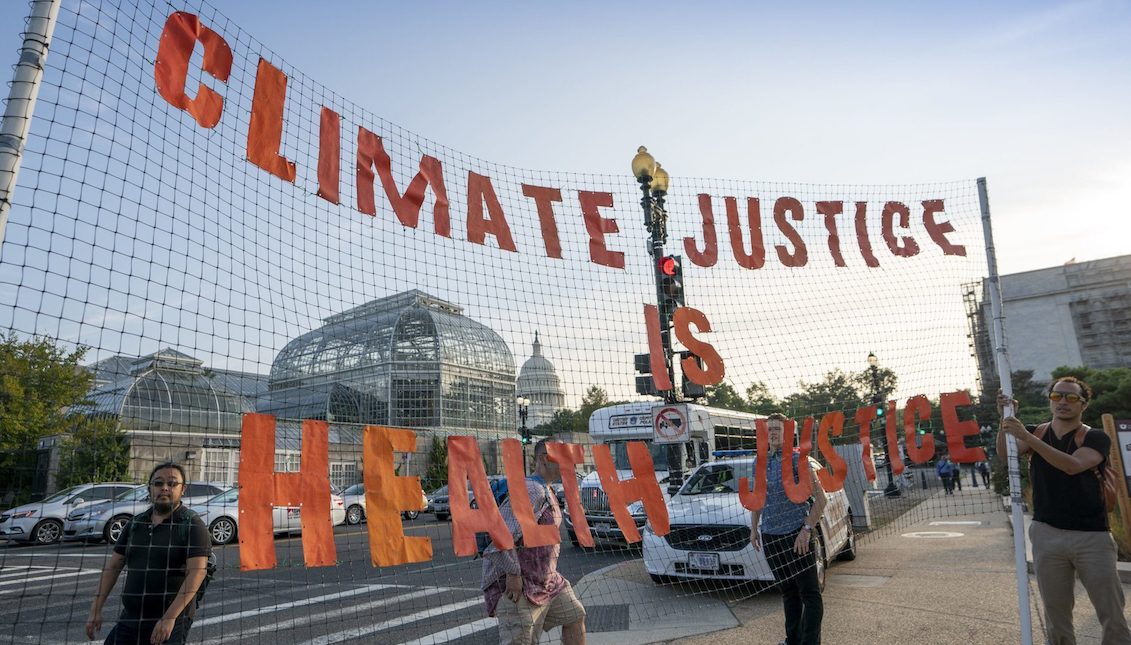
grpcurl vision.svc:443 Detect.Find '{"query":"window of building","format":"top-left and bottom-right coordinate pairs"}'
top-left (330, 462), bottom-right (359, 490)
top-left (275, 450), bottom-right (301, 473)
top-left (201, 449), bottom-right (238, 484)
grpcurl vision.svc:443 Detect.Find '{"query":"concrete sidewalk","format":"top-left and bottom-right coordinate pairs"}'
top-left (565, 486), bottom-right (1129, 645)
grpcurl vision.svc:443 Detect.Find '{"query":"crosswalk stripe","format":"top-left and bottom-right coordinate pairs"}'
top-left (300, 598), bottom-right (482, 645)
top-left (197, 587), bottom-right (462, 644)
top-left (194, 583), bottom-right (402, 627)
top-left (398, 617), bottom-right (498, 645)
top-left (0, 569), bottom-right (96, 588)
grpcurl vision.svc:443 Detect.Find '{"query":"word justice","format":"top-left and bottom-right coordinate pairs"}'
top-left (237, 393), bottom-right (984, 571)
top-left (154, 12), bottom-right (966, 271)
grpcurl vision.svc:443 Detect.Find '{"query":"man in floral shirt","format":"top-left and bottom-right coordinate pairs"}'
top-left (481, 439), bottom-right (586, 645)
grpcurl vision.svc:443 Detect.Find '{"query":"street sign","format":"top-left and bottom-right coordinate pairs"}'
top-left (653, 404), bottom-right (689, 444)
top-left (1116, 419), bottom-right (1131, 495)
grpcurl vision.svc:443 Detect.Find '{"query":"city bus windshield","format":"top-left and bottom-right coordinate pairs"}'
top-left (610, 441), bottom-right (672, 471)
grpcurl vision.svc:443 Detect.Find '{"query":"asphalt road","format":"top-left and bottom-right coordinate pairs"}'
top-left (0, 517), bottom-right (634, 644)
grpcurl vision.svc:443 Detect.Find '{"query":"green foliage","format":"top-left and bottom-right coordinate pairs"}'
top-left (744, 382), bottom-right (779, 414)
top-left (536, 408), bottom-right (584, 435)
top-left (578, 386), bottom-right (610, 424)
top-left (0, 334), bottom-right (96, 498)
top-left (54, 416), bottom-right (130, 489)
top-left (705, 382), bottom-right (751, 412)
top-left (423, 434), bottom-right (448, 492)
top-left (783, 368), bottom-right (886, 420)
top-left (1050, 365), bottom-right (1131, 426)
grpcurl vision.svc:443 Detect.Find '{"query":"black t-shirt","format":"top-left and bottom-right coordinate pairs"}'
top-left (1028, 424), bottom-right (1111, 532)
top-left (112, 504), bottom-right (211, 623)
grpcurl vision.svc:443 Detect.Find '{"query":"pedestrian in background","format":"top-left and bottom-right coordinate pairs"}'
top-left (85, 463), bottom-right (211, 645)
top-left (976, 460), bottom-right (990, 487)
top-left (750, 413), bottom-right (828, 645)
top-left (936, 456), bottom-right (956, 495)
top-left (481, 439), bottom-right (586, 645)
top-left (998, 377), bottom-right (1131, 644)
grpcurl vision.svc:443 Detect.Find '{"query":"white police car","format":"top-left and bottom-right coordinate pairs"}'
top-left (642, 453), bottom-right (855, 588)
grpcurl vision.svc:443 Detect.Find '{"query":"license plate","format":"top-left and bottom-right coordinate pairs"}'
top-left (688, 552), bottom-right (720, 571)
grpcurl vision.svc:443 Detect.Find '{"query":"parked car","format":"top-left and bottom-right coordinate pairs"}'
top-left (427, 484), bottom-right (474, 521)
top-left (0, 482), bottom-right (135, 544)
top-left (340, 483), bottom-right (428, 524)
top-left (196, 488), bottom-right (347, 545)
top-left (642, 455), bottom-right (855, 588)
top-left (63, 482), bottom-right (230, 543)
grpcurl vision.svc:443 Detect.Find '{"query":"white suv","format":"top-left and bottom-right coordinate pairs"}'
top-left (642, 455), bottom-right (856, 588)
top-left (0, 483), bottom-right (135, 544)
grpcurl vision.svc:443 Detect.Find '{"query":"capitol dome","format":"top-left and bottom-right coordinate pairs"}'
top-left (516, 332), bottom-right (565, 428)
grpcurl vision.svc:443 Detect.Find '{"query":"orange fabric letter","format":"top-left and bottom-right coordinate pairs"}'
top-left (153, 12), bottom-right (231, 129)
top-left (591, 442), bottom-right (669, 541)
top-left (643, 305), bottom-right (673, 391)
top-left (902, 395), bottom-right (935, 464)
top-left (922, 199), bottom-right (966, 257)
top-left (237, 414), bottom-right (335, 571)
top-left (355, 126), bottom-right (451, 235)
top-left (883, 402), bottom-right (904, 475)
top-left (781, 418), bottom-right (814, 503)
top-left (673, 307), bottom-right (725, 386)
top-left (447, 436), bottom-right (514, 556)
top-left (816, 201), bottom-right (847, 267)
top-left (940, 391), bottom-right (987, 464)
top-left (579, 191), bottom-right (625, 269)
top-left (816, 411), bottom-right (847, 492)
top-left (881, 201), bottom-right (920, 258)
top-left (522, 185), bottom-right (564, 259)
top-left (467, 172), bottom-right (517, 252)
top-left (853, 202), bottom-right (880, 268)
top-left (738, 420), bottom-right (771, 511)
top-left (727, 197), bottom-right (766, 270)
top-left (316, 107), bottom-right (340, 204)
top-left (855, 406), bottom-right (878, 482)
top-left (684, 194), bottom-right (719, 267)
top-left (501, 439), bottom-right (559, 548)
top-left (773, 197), bottom-right (808, 267)
top-left (247, 58), bottom-right (296, 182)
top-left (545, 442), bottom-right (593, 547)
top-left (363, 426), bottom-right (431, 567)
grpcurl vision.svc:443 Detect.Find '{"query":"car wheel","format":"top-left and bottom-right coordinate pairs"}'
top-left (346, 505), bottom-right (365, 525)
top-left (32, 519), bottom-right (63, 544)
top-left (209, 517), bottom-right (237, 545)
top-left (836, 516), bottom-right (857, 561)
top-left (402, 510), bottom-right (419, 521)
top-left (811, 530), bottom-right (827, 591)
top-left (105, 515), bottom-right (132, 544)
top-left (435, 513), bottom-right (449, 521)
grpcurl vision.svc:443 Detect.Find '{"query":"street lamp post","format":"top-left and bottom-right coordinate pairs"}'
top-left (869, 352), bottom-right (901, 497)
top-left (632, 146), bottom-right (676, 404)
top-left (517, 396), bottom-right (530, 464)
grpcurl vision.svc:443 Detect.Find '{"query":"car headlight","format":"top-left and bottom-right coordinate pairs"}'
top-left (11, 510), bottom-right (36, 519)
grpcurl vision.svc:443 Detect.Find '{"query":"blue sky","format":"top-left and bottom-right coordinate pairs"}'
top-left (0, 1), bottom-right (1127, 404)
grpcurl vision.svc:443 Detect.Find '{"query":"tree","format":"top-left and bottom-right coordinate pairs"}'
top-left (0, 334), bottom-right (96, 500)
top-left (744, 382), bottom-right (779, 414)
top-left (54, 415), bottom-right (129, 489)
top-left (537, 408), bottom-right (583, 436)
top-left (705, 382), bottom-right (750, 412)
top-left (578, 386), bottom-right (610, 422)
top-left (423, 434), bottom-right (448, 492)
top-left (783, 369), bottom-right (873, 420)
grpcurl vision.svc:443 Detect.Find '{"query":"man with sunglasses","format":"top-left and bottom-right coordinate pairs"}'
top-left (85, 462), bottom-right (212, 644)
top-left (998, 377), bottom-right (1130, 644)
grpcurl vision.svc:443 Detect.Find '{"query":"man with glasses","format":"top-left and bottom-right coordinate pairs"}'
top-left (86, 462), bottom-right (212, 644)
top-left (998, 377), bottom-right (1131, 644)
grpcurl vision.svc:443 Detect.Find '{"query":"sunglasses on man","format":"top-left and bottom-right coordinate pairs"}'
top-left (1048, 391), bottom-right (1085, 403)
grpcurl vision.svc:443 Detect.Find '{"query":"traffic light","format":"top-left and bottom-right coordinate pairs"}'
top-left (873, 394), bottom-right (885, 418)
top-left (520, 427), bottom-right (532, 445)
top-left (635, 352), bottom-right (661, 396)
top-left (659, 255), bottom-right (685, 314)
top-left (679, 351), bottom-right (706, 400)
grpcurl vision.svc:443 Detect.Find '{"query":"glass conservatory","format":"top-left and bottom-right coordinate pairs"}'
top-left (263, 290), bottom-right (517, 436)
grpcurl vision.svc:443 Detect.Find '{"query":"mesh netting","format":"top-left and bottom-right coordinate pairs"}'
top-left (0, 1), bottom-right (1011, 643)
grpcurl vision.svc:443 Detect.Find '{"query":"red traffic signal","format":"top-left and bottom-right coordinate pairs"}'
top-left (659, 256), bottom-right (678, 277)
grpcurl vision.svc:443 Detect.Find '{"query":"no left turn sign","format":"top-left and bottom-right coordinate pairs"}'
top-left (653, 404), bottom-right (689, 444)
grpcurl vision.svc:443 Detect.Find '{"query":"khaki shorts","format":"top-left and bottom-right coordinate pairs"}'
top-left (495, 582), bottom-right (586, 645)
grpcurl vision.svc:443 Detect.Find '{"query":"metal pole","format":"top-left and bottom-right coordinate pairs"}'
top-left (978, 177), bottom-right (1033, 645)
top-left (0, 0), bottom-right (60, 248)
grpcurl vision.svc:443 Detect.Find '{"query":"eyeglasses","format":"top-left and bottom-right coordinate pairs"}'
top-left (1048, 392), bottom-right (1085, 403)
top-left (149, 480), bottom-right (184, 488)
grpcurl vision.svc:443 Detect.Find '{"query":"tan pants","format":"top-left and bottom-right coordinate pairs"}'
top-left (1030, 521), bottom-right (1131, 644)
top-left (495, 583), bottom-right (585, 645)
